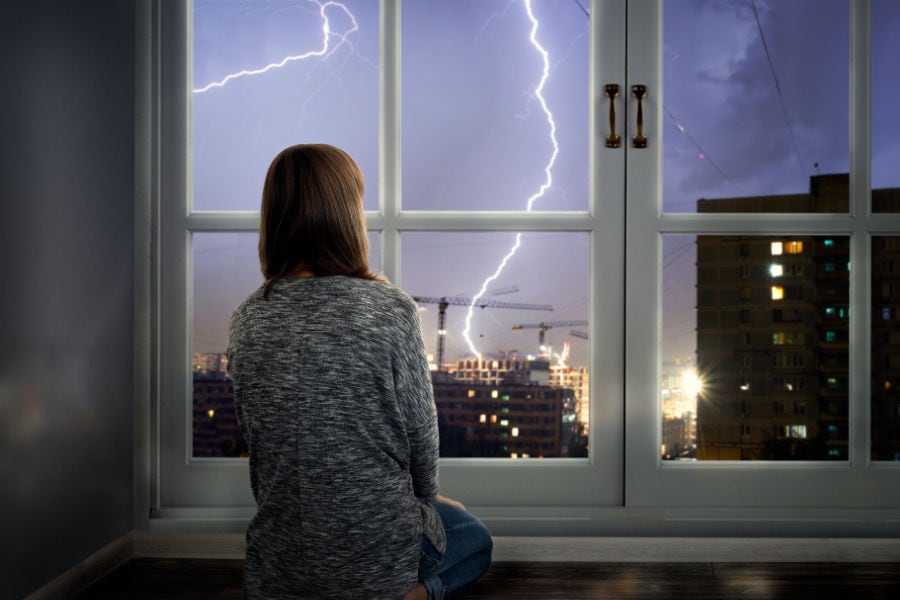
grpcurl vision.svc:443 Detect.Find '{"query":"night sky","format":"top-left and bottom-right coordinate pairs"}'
top-left (191, 0), bottom-right (899, 373)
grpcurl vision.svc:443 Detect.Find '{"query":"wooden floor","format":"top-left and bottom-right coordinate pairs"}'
top-left (76, 558), bottom-right (900, 599)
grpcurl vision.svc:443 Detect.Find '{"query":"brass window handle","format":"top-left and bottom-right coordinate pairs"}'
top-left (605, 84), bottom-right (621, 148)
top-left (632, 85), bottom-right (648, 148)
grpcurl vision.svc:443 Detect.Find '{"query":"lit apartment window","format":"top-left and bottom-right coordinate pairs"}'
top-left (826, 331), bottom-right (837, 342)
top-left (824, 239), bottom-right (834, 246)
top-left (825, 306), bottom-right (847, 319)
top-left (771, 241), bottom-right (783, 255)
top-left (771, 285), bottom-right (784, 300)
top-left (770, 263), bottom-right (783, 277)
top-left (789, 425), bottom-right (807, 439)
top-left (784, 241), bottom-right (804, 254)
top-left (773, 332), bottom-right (785, 345)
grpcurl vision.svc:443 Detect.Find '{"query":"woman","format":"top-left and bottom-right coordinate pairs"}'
top-left (227, 144), bottom-right (493, 599)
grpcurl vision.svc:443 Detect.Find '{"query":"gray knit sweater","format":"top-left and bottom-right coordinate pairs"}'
top-left (227, 276), bottom-right (446, 600)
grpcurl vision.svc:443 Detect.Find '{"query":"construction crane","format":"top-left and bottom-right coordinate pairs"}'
top-left (511, 320), bottom-right (589, 348)
top-left (569, 329), bottom-right (589, 340)
top-left (412, 296), bottom-right (553, 371)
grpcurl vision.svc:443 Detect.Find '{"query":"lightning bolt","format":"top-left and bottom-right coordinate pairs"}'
top-left (461, 0), bottom-right (559, 359)
top-left (193, 0), bottom-right (359, 94)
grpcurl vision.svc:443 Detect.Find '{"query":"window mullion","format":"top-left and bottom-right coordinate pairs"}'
top-left (849, 0), bottom-right (872, 467)
top-left (380, 0), bottom-right (401, 284)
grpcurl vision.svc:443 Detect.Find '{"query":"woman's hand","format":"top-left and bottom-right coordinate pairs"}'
top-left (434, 494), bottom-right (465, 510)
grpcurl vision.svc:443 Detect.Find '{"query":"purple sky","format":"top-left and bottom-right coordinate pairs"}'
top-left (191, 0), bottom-right (900, 371)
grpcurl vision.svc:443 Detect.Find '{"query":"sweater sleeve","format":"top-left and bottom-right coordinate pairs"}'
top-left (393, 297), bottom-right (440, 500)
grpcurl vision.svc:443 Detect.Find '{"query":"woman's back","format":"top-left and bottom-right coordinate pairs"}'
top-left (227, 276), bottom-right (444, 599)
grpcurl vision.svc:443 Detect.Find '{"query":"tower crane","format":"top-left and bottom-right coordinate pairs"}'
top-left (412, 296), bottom-right (553, 371)
top-left (511, 320), bottom-right (589, 348)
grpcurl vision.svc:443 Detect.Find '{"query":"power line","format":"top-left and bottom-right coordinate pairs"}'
top-left (571, 0), bottom-right (590, 18)
top-left (663, 106), bottom-right (746, 195)
top-left (750, 0), bottom-right (807, 179)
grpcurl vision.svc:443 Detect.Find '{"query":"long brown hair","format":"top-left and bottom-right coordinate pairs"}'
top-left (259, 144), bottom-right (382, 299)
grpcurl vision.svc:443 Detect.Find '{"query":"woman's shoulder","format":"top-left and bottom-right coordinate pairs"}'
top-left (228, 286), bottom-right (265, 327)
top-left (338, 277), bottom-right (420, 316)
top-left (230, 276), bottom-right (419, 320)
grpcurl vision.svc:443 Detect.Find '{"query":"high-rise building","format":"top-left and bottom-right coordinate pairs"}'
top-left (691, 177), bottom-right (900, 461)
top-left (695, 175), bottom-right (852, 460)
top-left (871, 235), bottom-right (900, 460)
top-left (432, 377), bottom-right (578, 458)
top-left (549, 364), bottom-right (590, 430)
top-left (192, 370), bottom-right (245, 457)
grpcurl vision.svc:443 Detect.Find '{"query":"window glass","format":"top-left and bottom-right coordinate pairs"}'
top-left (401, 232), bottom-right (589, 458)
top-left (662, 235), bottom-right (849, 461)
top-left (192, 233), bottom-right (260, 457)
top-left (872, 0), bottom-right (900, 212)
top-left (401, 0), bottom-right (588, 211)
top-left (872, 236), bottom-right (900, 460)
top-left (192, 0), bottom-right (379, 211)
top-left (662, 0), bottom-right (849, 213)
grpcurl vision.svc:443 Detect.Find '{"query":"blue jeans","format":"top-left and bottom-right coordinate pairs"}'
top-left (418, 502), bottom-right (493, 599)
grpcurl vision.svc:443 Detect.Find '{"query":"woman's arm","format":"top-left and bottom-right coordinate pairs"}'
top-left (394, 297), bottom-right (441, 500)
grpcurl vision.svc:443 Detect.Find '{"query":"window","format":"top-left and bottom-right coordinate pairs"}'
top-left (150, 0), bottom-right (900, 531)
top-left (785, 241), bottom-right (804, 255)
top-left (788, 425), bottom-right (807, 439)
top-left (771, 285), bottom-right (784, 300)
top-left (155, 0), bottom-right (623, 515)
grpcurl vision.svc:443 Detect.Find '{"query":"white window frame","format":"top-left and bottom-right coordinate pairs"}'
top-left (145, 0), bottom-right (627, 534)
top-left (625, 0), bottom-right (900, 522)
top-left (139, 0), bottom-right (900, 536)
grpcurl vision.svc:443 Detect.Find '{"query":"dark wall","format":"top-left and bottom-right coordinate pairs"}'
top-left (0, 1), bottom-right (136, 597)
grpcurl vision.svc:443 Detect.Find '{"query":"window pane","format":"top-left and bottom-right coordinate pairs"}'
top-left (192, 233), bottom-right (261, 457)
top-left (663, 235), bottom-right (849, 461)
top-left (662, 0), bottom-right (849, 213)
top-left (872, 0), bottom-right (900, 212)
top-left (192, 0), bottom-right (379, 211)
top-left (402, 1), bottom-right (588, 211)
top-left (402, 233), bottom-right (589, 458)
top-left (872, 237), bottom-right (900, 460)
top-left (191, 232), bottom-right (381, 458)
